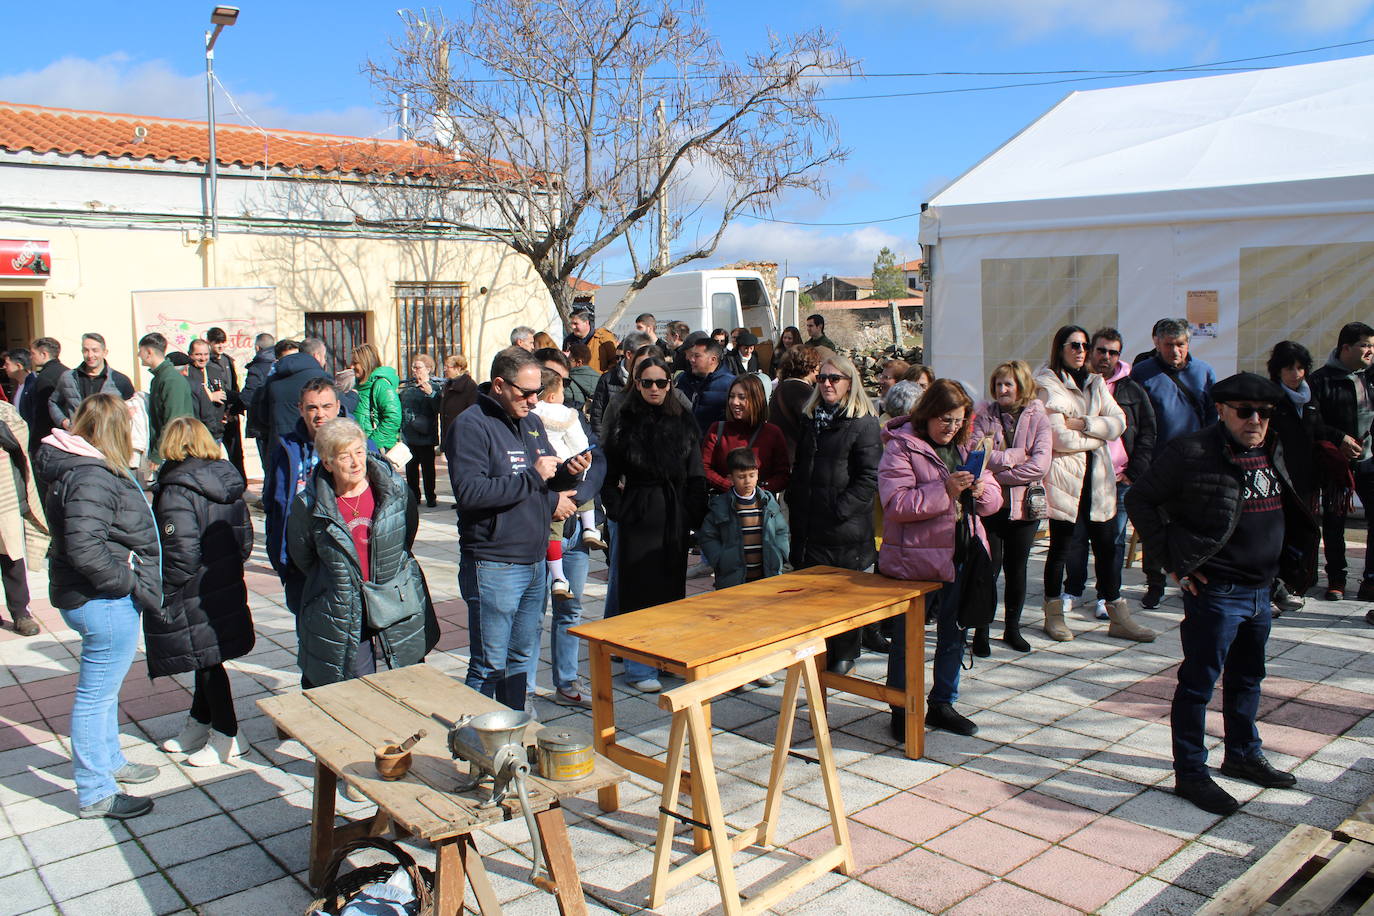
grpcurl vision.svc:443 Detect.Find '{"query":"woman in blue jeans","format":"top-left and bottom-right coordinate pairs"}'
top-left (34, 394), bottom-right (163, 820)
top-left (877, 380), bottom-right (1002, 739)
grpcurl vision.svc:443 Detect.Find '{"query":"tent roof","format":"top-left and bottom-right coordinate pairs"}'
top-left (928, 54), bottom-right (1374, 209)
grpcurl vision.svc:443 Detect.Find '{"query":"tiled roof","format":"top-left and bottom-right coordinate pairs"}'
top-left (566, 276), bottom-right (599, 291)
top-left (0, 100), bottom-right (515, 180)
top-left (898, 259), bottom-right (924, 271)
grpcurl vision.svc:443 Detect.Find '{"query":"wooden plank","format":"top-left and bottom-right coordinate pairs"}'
top-left (1341, 819), bottom-right (1374, 845)
top-left (433, 837), bottom-right (467, 916)
top-left (902, 595), bottom-right (925, 760)
top-left (686, 702), bottom-right (742, 915)
top-left (649, 709), bottom-right (691, 910)
top-left (816, 671), bottom-right (905, 707)
top-left (659, 640), bottom-right (825, 712)
top-left (803, 655), bottom-right (854, 877)
top-left (309, 761), bottom-right (338, 890)
top-left (588, 642), bottom-right (619, 814)
top-left (534, 803), bottom-right (588, 916)
top-left (458, 834), bottom-right (503, 916)
top-left (742, 847), bottom-right (849, 916)
top-left (759, 662), bottom-right (804, 848)
top-left (1273, 840), bottom-right (1374, 916)
top-left (570, 566), bottom-right (937, 670)
top-left (1198, 824), bottom-right (1332, 916)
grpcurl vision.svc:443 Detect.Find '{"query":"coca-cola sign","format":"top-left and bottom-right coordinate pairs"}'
top-left (0, 240), bottom-right (51, 278)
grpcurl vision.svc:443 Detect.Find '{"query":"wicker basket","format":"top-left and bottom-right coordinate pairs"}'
top-left (305, 836), bottom-right (435, 916)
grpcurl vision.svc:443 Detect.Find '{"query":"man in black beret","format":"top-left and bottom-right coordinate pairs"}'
top-left (1126, 372), bottom-right (1319, 816)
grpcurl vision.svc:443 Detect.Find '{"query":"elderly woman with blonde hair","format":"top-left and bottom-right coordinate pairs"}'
top-left (287, 418), bottom-right (438, 688)
top-left (147, 416), bottom-right (254, 767)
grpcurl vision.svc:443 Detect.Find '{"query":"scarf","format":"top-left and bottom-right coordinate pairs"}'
top-left (1284, 379), bottom-right (1312, 410)
top-left (812, 402), bottom-right (841, 433)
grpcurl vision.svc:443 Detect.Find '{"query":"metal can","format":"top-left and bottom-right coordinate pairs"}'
top-left (534, 726), bottom-right (594, 781)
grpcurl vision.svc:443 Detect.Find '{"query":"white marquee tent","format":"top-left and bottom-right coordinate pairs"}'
top-left (919, 54), bottom-right (1374, 384)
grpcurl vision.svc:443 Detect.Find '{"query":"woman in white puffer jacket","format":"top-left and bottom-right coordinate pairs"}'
top-left (1034, 325), bottom-right (1130, 642)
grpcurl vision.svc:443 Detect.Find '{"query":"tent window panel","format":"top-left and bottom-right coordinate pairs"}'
top-left (980, 254), bottom-right (1119, 384)
top-left (1238, 242), bottom-right (1374, 374)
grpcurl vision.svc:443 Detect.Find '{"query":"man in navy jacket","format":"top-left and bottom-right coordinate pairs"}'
top-left (675, 337), bottom-right (735, 433)
top-left (448, 348), bottom-right (590, 708)
top-left (1131, 317), bottom-right (1217, 609)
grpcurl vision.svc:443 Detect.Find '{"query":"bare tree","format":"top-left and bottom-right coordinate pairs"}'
top-left (365, 0), bottom-right (854, 328)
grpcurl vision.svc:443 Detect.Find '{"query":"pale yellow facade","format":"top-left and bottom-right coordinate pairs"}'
top-left (0, 221), bottom-right (556, 384)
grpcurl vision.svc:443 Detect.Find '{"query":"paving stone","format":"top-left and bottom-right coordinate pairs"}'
top-left (853, 790), bottom-right (971, 844)
top-left (1061, 813), bottom-right (1184, 873)
top-left (946, 880), bottom-right (1079, 916)
top-left (199, 875), bottom-right (311, 915)
top-left (1006, 845), bottom-right (1139, 911)
top-left (910, 768), bottom-right (1021, 815)
top-left (862, 847), bottom-right (991, 912)
top-left (0, 865), bottom-right (51, 914)
top-left (165, 842), bottom-right (285, 905)
top-left (982, 789), bottom-right (1100, 843)
top-left (789, 820), bottom-right (914, 873)
top-left (20, 814), bottom-right (127, 866)
top-left (1098, 874), bottom-right (1210, 916)
top-left (785, 877), bottom-right (931, 914)
top-left (58, 872), bottom-right (187, 916)
top-left (926, 816), bottom-right (1051, 876)
top-left (123, 787), bottom-right (220, 836)
top-left (1151, 839), bottom-right (1254, 896)
top-left (37, 839), bottom-right (155, 901)
top-left (140, 812), bottom-right (254, 867)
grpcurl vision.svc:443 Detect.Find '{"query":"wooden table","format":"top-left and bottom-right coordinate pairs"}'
top-left (257, 665), bottom-right (627, 915)
top-left (569, 566), bottom-right (938, 846)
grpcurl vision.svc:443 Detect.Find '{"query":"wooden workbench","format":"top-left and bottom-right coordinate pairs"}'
top-left (569, 566), bottom-right (937, 845)
top-left (257, 665), bottom-right (627, 915)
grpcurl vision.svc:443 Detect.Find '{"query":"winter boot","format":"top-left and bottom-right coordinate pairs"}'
top-left (1106, 598), bottom-right (1156, 642)
top-left (1041, 596), bottom-right (1073, 641)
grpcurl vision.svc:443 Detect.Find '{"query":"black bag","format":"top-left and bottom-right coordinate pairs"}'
top-left (953, 492), bottom-right (997, 630)
top-left (361, 561), bottom-right (423, 629)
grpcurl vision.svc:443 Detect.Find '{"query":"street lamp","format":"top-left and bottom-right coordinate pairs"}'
top-left (205, 5), bottom-right (239, 246)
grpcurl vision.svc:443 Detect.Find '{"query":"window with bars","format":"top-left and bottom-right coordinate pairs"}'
top-left (304, 312), bottom-right (367, 376)
top-left (394, 281), bottom-right (467, 370)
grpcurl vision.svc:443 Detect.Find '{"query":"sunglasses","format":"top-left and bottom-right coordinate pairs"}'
top-left (1225, 404), bottom-right (1275, 420)
top-left (817, 373), bottom-right (849, 385)
top-left (502, 379), bottom-right (544, 399)
top-left (638, 377), bottom-right (671, 389)
top-left (1065, 340), bottom-right (1088, 351)
top-left (1094, 346), bottom-right (1121, 357)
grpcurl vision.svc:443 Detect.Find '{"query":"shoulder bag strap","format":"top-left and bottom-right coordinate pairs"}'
top-left (1163, 369), bottom-right (1206, 424)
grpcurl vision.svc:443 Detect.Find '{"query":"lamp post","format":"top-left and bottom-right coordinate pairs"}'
top-left (205, 5), bottom-right (239, 247)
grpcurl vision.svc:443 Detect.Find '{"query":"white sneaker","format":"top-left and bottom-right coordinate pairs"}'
top-left (162, 717), bottom-right (211, 754)
top-left (754, 673), bottom-right (778, 687)
top-left (1093, 599), bottom-right (1109, 620)
top-left (1063, 593), bottom-right (1081, 608)
top-left (185, 731), bottom-right (240, 767)
top-left (581, 527), bottom-right (608, 550)
top-left (551, 578), bottom-right (573, 598)
top-left (632, 677), bottom-right (662, 693)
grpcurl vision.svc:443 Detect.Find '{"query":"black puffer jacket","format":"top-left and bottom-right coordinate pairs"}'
top-left (34, 436), bottom-right (161, 614)
top-left (1309, 357), bottom-right (1374, 444)
top-left (1125, 424), bottom-right (1319, 594)
top-left (145, 458), bottom-right (254, 678)
top-left (1112, 375), bottom-right (1157, 482)
top-left (287, 454), bottom-right (439, 686)
top-left (786, 410), bottom-right (881, 571)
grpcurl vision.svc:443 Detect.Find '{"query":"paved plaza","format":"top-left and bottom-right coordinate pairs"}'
top-left (0, 470), bottom-right (1371, 915)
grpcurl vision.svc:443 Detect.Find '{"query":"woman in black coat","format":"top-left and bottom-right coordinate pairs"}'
top-left (602, 355), bottom-right (708, 693)
top-left (786, 353), bottom-right (882, 673)
top-left (148, 417), bottom-right (254, 767)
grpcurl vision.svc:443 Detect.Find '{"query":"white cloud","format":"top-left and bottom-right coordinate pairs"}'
top-left (847, 0), bottom-right (1193, 52)
top-left (0, 54), bottom-right (388, 137)
top-left (710, 219), bottom-right (911, 279)
top-left (1239, 0), bottom-right (1374, 31)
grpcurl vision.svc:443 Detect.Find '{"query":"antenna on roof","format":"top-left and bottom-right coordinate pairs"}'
top-left (399, 93), bottom-right (409, 141)
top-left (131, 126), bottom-right (148, 144)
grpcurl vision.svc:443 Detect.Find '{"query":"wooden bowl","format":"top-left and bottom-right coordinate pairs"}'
top-left (374, 744), bottom-right (413, 781)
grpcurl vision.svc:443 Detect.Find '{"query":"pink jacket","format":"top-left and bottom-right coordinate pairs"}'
top-left (969, 399), bottom-right (1052, 521)
top-left (877, 416), bottom-right (1003, 583)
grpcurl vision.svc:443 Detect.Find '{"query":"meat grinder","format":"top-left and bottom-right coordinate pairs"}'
top-left (446, 709), bottom-right (544, 882)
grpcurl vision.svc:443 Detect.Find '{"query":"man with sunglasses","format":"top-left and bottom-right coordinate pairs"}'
top-left (1126, 372), bottom-right (1319, 816)
top-left (1130, 317), bottom-right (1217, 608)
top-left (448, 348), bottom-right (592, 708)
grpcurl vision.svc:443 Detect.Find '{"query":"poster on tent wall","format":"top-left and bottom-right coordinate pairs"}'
top-left (1187, 290), bottom-right (1219, 339)
top-left (131, 287), bottom-right (277, 376)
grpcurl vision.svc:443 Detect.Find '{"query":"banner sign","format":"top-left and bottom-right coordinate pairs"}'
top-left (131, 287), bottom-right (277, 376)
top-left (0, 240), bottom-right (51, 278)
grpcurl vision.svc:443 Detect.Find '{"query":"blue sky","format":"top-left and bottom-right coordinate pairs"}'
top-left (4, 0), bottom-right (1373, 281)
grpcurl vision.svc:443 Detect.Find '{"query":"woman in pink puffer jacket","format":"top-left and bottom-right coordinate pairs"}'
top-left (969, 360), bottom-right (1052, 656)
top-left (878, 379), bottom-right (1002, 741)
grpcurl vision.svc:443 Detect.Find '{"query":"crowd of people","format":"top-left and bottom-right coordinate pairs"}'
top-left (2, 305), bottom-right (1370, 823)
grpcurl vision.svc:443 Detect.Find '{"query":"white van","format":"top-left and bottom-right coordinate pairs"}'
top-left (598, 269), bottom-right (801, 352)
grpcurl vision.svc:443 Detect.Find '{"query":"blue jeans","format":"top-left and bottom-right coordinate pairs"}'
top-left (60, 597), bottom-right (140, 807)
top-left (1064, 481), bottom-right (1130, 598)
top-left (460, 553), bottom-right (546, 708)
top-left (523, 521), bottom-right (590, 692)
top-left (1172, 581), bottom-right (1271, 778)
top-left (605, 519), bottom-right (657, 682)
top-left (887, 576), bottom-right (963, 706)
